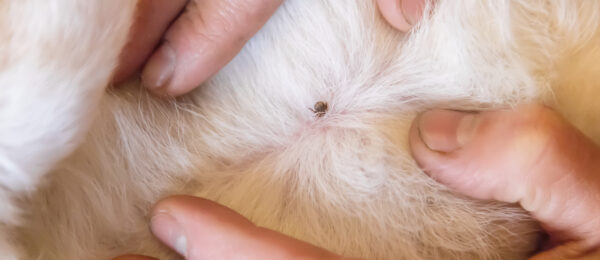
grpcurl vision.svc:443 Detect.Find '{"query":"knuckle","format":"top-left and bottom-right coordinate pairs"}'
top-left (188, 12), bottom-right (227, 43)
top-left (184, 0), bottom-right (279, 48)
top-left (226, 0), bottom-right (274, 19)
top-left (506, 105), bottom-right (569, 166)
top-left (517, 105), bottom-right (563, 140)
top-left (185, 1), bottom-right (254, 45)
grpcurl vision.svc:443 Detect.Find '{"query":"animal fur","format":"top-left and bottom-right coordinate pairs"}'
top-left (1, 0), bottom-right (599, 259)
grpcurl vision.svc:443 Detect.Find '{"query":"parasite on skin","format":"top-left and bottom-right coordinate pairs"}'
top-left (310, 101), bottom-right (328, 117)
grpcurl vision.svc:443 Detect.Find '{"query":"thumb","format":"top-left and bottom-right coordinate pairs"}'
top-left (141, 0), bottom-right (282, 97)
top-left (147, 195), bottom-right (349, 260)
top-left (376, 0), bottom-right (427, 32)
top-left (409, 105), bottom-right (600, 253)
top-left (529, 242), bottom-right (600, 259)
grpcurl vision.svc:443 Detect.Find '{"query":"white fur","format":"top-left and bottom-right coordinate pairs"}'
top-left (1, 0), bottom-right (600, 259)
top-left (0, 1), bottom-right (135, 258)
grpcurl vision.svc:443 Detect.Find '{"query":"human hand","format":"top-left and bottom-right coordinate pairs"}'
top-left (113, 196), bottom-right (353, 260)
top-left (114, 1), bottom-right (432, 259)
top-left (411, 104), bottom-right (600, 259)
top-left (113, 0), bottom-right (283, 97)
top-left (115, 104), bottom-right (600, 260)
top-left (376, 0), bottom-right (427, 32)
top-left (114, 0), bottom-right (427, 97)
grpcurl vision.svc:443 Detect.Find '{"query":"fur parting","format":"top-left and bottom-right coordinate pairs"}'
top-left (1, 0), bottom-right (600, 259)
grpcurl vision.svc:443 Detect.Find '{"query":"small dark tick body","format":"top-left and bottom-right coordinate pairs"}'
top-left (310, 101), bottom-right (328, 118)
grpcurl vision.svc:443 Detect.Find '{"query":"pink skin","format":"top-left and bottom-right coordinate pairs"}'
top-left (376, 0), bottom-right (426, 32)
top-left (114, 196), bottom-right (356, 260)
top-left (114, 0), bottom-right (282, 97)
top-left (412, 105), bottom-right (600, 259)
top-left (115, 105), bottom-right (600, 260)
top-left (115, 1), bottom-right (600, 260)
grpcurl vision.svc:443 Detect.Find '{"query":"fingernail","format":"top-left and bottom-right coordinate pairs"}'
top-left (142, 42), bottom-right (176, 90)
top-left (418, 110), bottom-right (479, 153)
top-left (150, 212), bottom-right (187, 257)
top-left (400, 0), bottom-right (425, 25)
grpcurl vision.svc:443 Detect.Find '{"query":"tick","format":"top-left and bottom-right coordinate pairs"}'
top-left (309, 101), bottom-right (328, 118)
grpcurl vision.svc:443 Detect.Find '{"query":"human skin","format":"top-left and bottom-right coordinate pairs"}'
top-left (412, 105), bottom-right (600, 259)
top-left (113, 0), bottom-right (421, 97)
top-left (113, 0), bottom-right (282, 97)
top-left (116, 105), bottom-right (600, 260)
top-left (115, 1), bottom-right (600, 259)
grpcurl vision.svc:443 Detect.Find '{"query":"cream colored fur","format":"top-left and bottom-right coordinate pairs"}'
top-left (1, 0), bottom-right (600, 259)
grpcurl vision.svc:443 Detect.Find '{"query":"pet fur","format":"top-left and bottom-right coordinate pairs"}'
top-left (1, 0), bottom-right (600, 259)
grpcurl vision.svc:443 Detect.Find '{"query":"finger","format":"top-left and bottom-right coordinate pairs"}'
top-left (529, 242), bottom-right (600, 259)
top-left (409, 104), bottom-right (600, 249)
top-left (113, 0), bottom-right (187, 83)
top-left (149, 195), bottom-right (349, 260)
top-left (376, 0), bottom-right (427, 32)
top-left (141, 0), bottom-right (282, 97)
top-left (112, 255), bottom-right (159, 260)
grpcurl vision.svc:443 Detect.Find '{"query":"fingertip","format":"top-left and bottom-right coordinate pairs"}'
top-left (149, 195), bottom-right (226, 257)
top-left (151, 195), bottom-right (254, 228)
top-left (141, 42), bottom-right (177, 97)
top-left (149, 195), bottom-right (344, 259)
top-left (149, 195), bottom-right (258, 258)
top-left (409, 110), bottom-right (498, 199)
top-left (150, 195), bottom-right (194, 216)
top-left (408, 113), bottom-right (454, 180)
top-left (401, 0), bottom-right (427, 25)
top-left (418, 110), bottom-right (479, 153)
top-left (142, 0), bottom-right (283, 97)
top-left (113, 0), bottom-right (187, 84)
top-left (377, 0), bottom-right (427, 32)
top-left (377, 0), bottom-right (412, 32)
